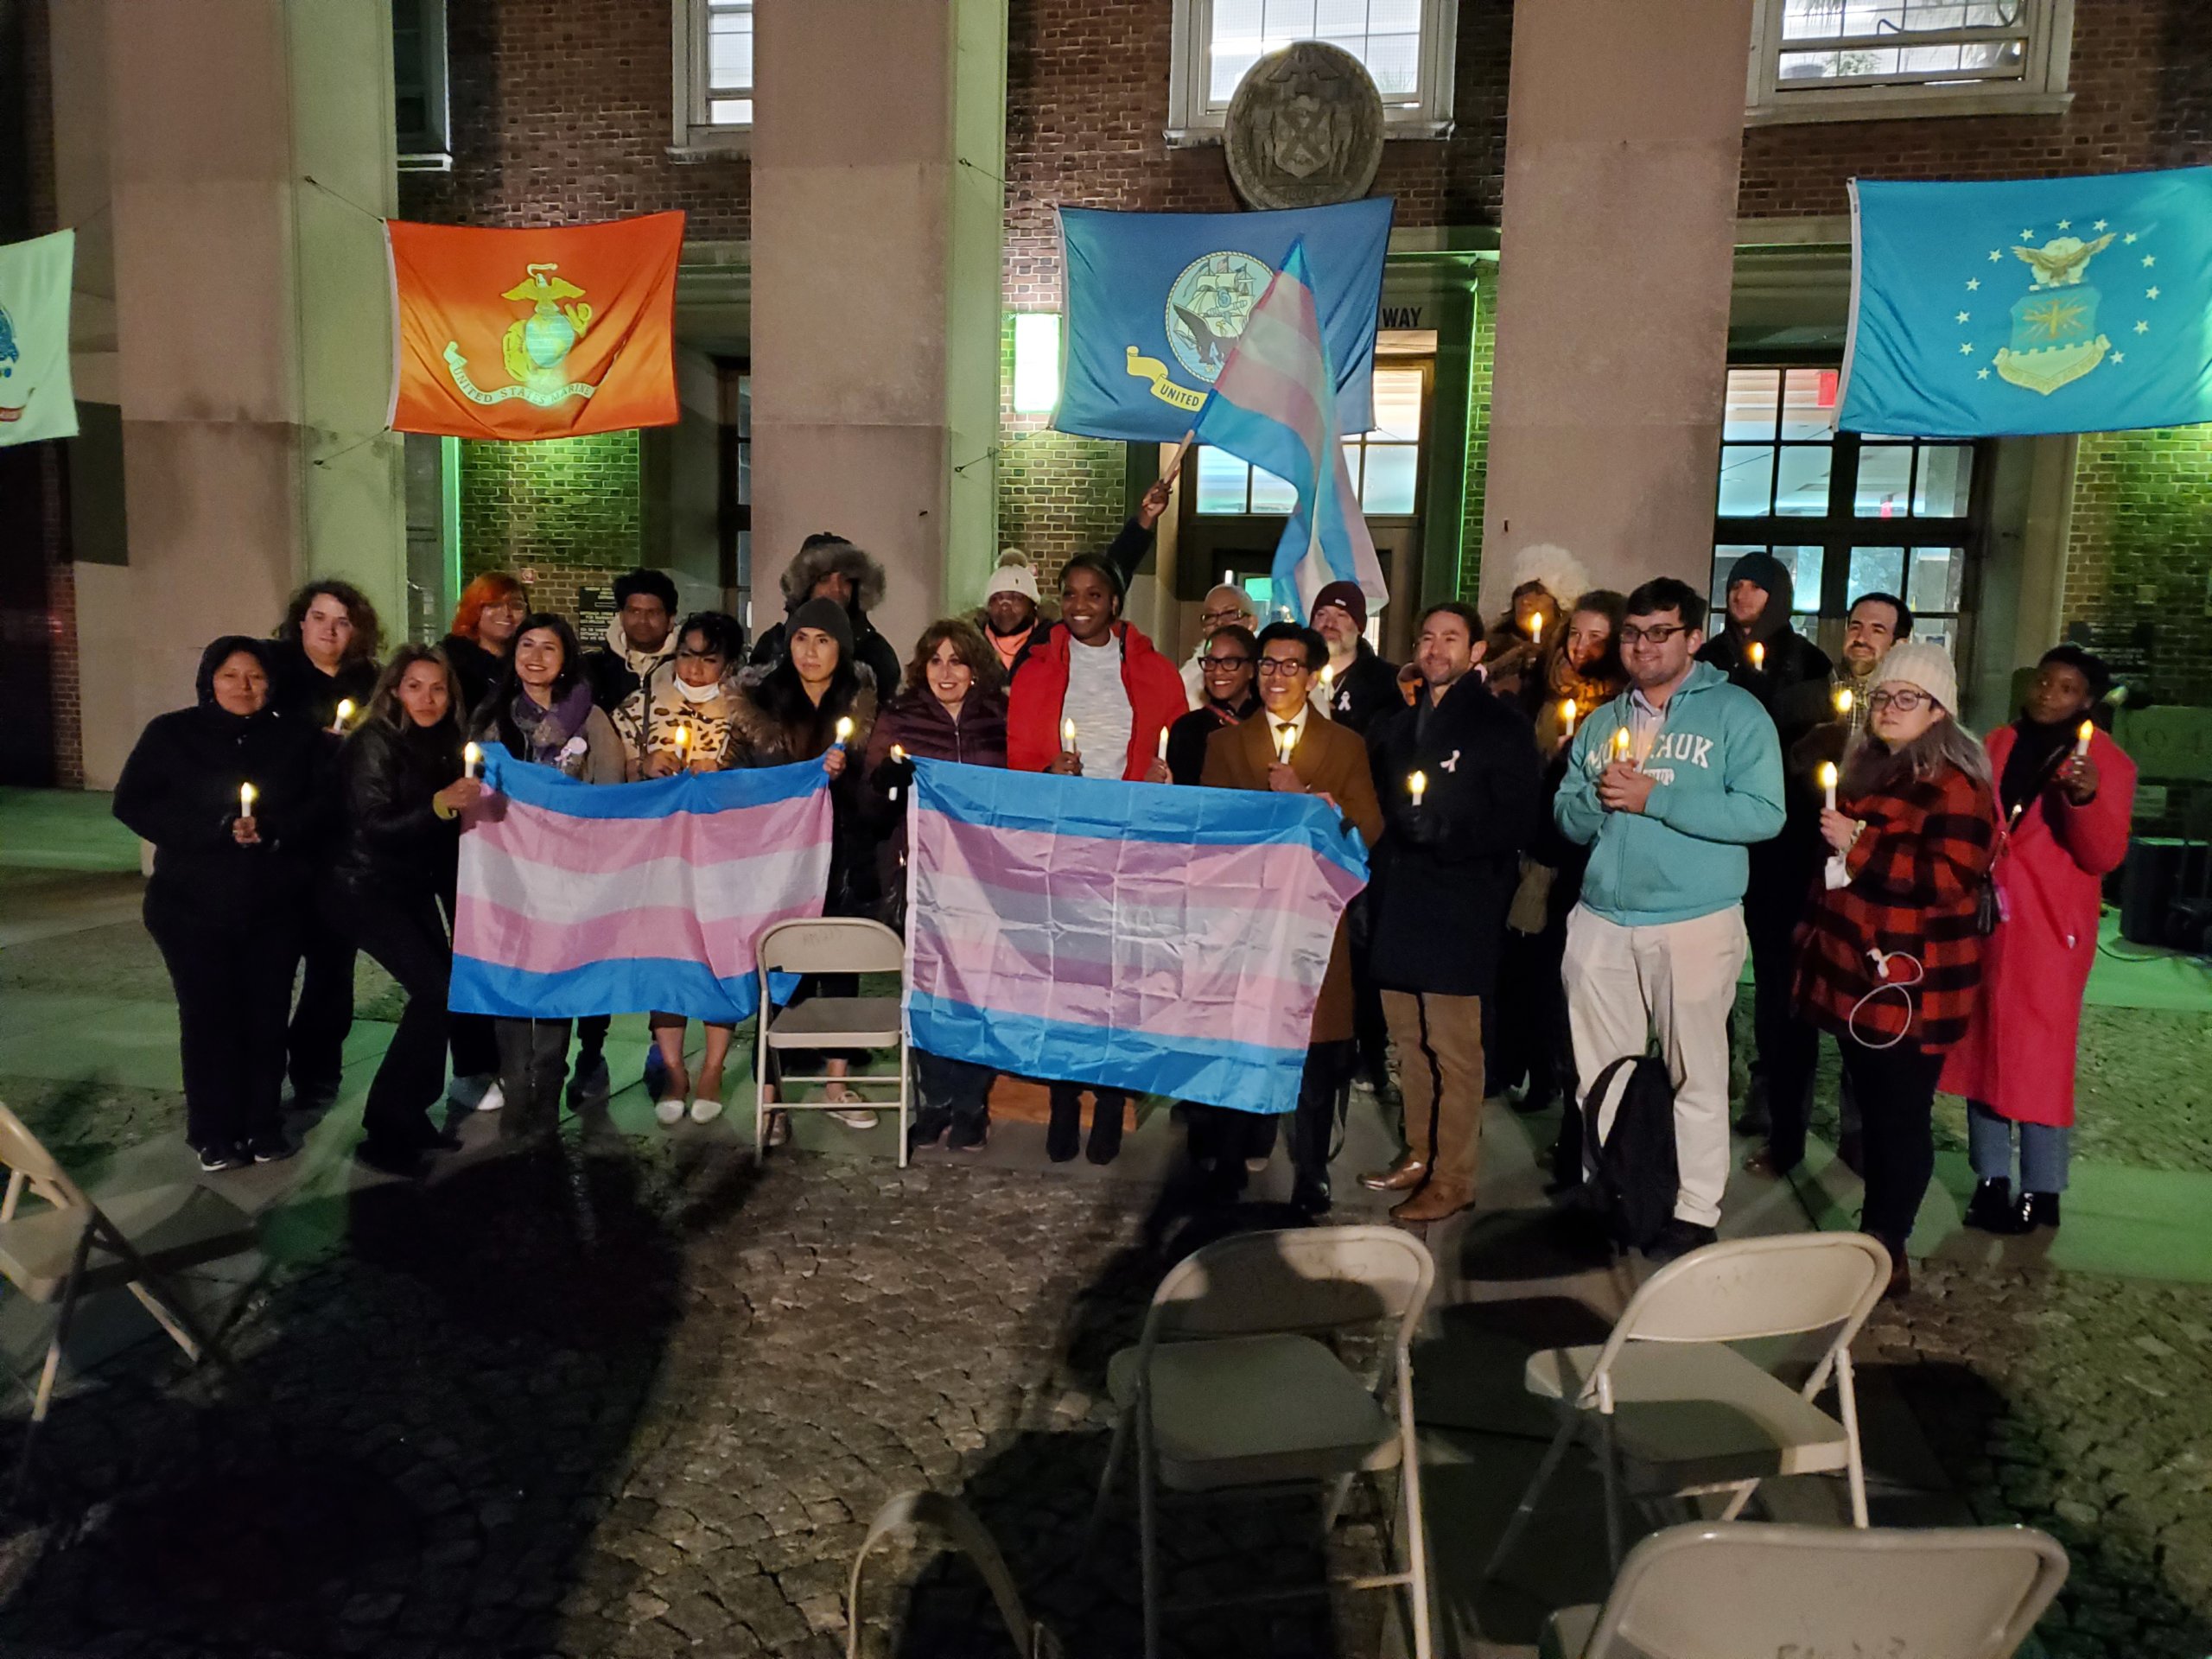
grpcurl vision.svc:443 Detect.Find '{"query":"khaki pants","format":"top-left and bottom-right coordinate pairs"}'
top-left (1561, 905), bottom-right (1747, 1229)
top-left (1382, 989), bottom-right (1484, 1197)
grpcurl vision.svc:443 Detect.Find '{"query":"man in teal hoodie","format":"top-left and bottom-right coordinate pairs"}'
top-left (1554, 576), bottom-right (1784, 1262)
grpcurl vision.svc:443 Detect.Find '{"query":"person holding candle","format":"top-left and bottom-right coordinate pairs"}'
top-left (1944, 645), bottom-right (2134, 1236)
top-left (114, 637), bottom-right (331, 1170)
top-left (1308, 582), bottom-right (1400, 735)
top-left (728, 596), bottom-right (882, 1134)
top-left (746, 533), bottom-right (905, 697)
top-left (1554, 579), bottom-right (1784, 1262)
top-left (1201, 623), bottom-right (1387, 1216)
top-left (469, 613), bottom-right (626, 1142)
top-left (442, 571), bottom-right (530, 717)
top-left (1361, 602), bottom-right (1542, 1222)
top-left (322, 644), bottom-right (487, 1176)
top-left (862, 620), bottom-right (1009, 1151)
top-left (1790, 643), bottom-right (1998, 1298)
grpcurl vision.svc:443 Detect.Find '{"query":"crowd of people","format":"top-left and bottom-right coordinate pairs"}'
top-left (111, 516), bottom-right (2133, 1298)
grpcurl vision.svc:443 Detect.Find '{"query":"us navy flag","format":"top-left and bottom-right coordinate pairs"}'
top-left (1055, 199), bottom-right (1394, 443)
top-left (1840, 168), bottom-right (2212, 438)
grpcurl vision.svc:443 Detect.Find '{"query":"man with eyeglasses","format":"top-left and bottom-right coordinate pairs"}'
top-left (1202, 623), bottom-right (1384, 1217)
top-left (1180, 583), bottom-right (1260, 708)
top-left (1555, 578), bottom-right (1783, 1263)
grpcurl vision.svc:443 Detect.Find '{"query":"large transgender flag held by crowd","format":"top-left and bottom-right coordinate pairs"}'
top-left (451, 746), bottom-right (832, 1023)
top-left (905, 761), bottom-right (1369, 1116)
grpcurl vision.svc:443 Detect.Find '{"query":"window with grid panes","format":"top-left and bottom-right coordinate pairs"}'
top-left (1167, 0), bottom-right (1458, 143)
top-left (1195, 365), bottom-right (1425, 516)
top-left (672, 0), bottom-right (753, 149)
top-left (1747, 0), bottom-right (2075, 124)
top-left (1714, 367), bottom-right (1983, 656)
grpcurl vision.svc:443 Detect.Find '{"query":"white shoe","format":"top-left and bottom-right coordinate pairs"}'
top-left (763, 1109), bottom-right (791, 1147)
top-left (654, 1096), bottom-right (686, 1127)
top-left (474, 1081), bottom-right (505, 1114)
top-left (826, 1108), bottom-right (880, 1129)
top-left (690, 1096), bottom-right (724, 1124)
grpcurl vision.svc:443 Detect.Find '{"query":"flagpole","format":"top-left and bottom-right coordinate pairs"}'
top-left (1161, 427), bottom-right (1196, 480)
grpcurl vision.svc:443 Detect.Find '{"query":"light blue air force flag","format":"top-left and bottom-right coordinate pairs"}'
top-left (1839, 168), bottom-right (2212, 438)
top-left (1055, 199), bottom-right (1394, 443)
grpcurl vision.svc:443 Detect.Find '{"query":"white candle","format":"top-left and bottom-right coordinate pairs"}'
top-left (1156, 727), bottom-right (1169, 762)
top-left (1747, 640), bottom-right (1766, 672)
top-left (238, 781), bottom-right (257, 817)
top-left (674, 724), bottom-right (690, 762)
top-left (1819, 760), bottom-right (1839, 811)
top-left (834, 715), bottom-right (855, 751)
top-left (464, 741), bottom-right (482, 779)
top-left (1560, 698), bottom-right (1578, 738)
top-left (1275, 723), bottom-right (1295, 764)
top-left (1611, 726), bottom-right (1632, 765)
top-left (1526, 613), bottom-right (1544, 645)
top-left (888, 744), bottom-right (908, 800)
top-left (331, 698), bottom-right (354, 734)
top-left (1834, 685), bottom-right (1853, 718)
top-left (1408, 770), bottom-right (1427, 807)
top-left (1319, 663), bottom-right (1336, 691)
top-left (2074, 719), bottom-right (2093, 759)
top-left (1060, 717), bottom-right (1077, 752)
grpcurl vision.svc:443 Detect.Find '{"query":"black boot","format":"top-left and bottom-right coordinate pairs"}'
top-left (1046, 1084), bottom-right (1082, 1163)
top-left (2018, 1191), bottom-right (2061, 1232)
top-left (1962, 1177), bottom-right (2013, 1231)
top-left (1085, 1090), bottom-right (1125, 1166)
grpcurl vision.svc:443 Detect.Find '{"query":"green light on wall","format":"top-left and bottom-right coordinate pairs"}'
top-left (1013, 312), bottom-right (1061, 414)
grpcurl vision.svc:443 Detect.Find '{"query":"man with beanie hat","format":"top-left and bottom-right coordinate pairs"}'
top-left (976, 552), bottom-right (1052, 677)
top-left (1310, 580), bottom-right (1401, 736)
top-left (582, 568), bottom-right (683, 714)
top-left (1697, 550), bottom-right (1833, 1145)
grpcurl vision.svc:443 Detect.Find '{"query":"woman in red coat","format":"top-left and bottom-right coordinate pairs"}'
top-left (1944, 646), bottom-right (2136, 1236)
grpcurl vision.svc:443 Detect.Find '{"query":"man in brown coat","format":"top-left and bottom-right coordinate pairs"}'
top-left (1203, 621), bottom-right (1385, 1216)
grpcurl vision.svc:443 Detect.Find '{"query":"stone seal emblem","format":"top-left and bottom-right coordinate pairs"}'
top-left (1224, 41), bottom-right (1385, 211)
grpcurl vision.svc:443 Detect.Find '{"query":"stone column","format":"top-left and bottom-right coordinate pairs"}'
top-left (57, 0), bottom-right (401, 786)
top-left (748, 0), bottom-right (1007, 658)
top-left (1478, 0), bottom-right (1755, 613)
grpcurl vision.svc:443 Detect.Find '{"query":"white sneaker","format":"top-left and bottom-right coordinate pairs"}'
top-left (827, 1108), bottom-right (880, 1129)
top-left (763, 1109), bottom-right (791, 1147)
top-left (690, 1097), bottom-right (724, 1124)
top-left (474, 1081), bottom-right (505, 1114)
top-left (654, 1097), bottom-right (686, 1127)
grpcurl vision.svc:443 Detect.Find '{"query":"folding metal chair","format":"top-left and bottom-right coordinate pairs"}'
top-left (1090, 1225), bottom-right (1436, 1659)
top-left (753, 918), bottom-right (912, 1167)
top-left (1541, 1519), bottom-right (2069, 1659)
top-left (0, 1101), bottom-right (258, 1497)
top-left (1484, 1231), bottom-right (1891, 1580)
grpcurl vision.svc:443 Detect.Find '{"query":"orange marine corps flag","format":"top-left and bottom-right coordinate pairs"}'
top-left (387, 212), bottom-right (684, 440)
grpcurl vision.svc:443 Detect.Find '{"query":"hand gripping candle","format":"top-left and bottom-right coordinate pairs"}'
top-left (1819, 760), bottom-right (1839, 811)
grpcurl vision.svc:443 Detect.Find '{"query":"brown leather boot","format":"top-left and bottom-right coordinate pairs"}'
top-left (1360, 1156), bottom-right (1428, 1192)
top-left (1392, 1182), bottom-right (1474, 1224)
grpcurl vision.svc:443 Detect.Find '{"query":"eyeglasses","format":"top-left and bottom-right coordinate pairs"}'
top-left (1618, 624), bottom-right (1688, 646)
top-left (1203, 608), bottom-right (1250, 626)
top-left (1202, 654), bottom-right (1253, 670)
top-left (485, 600), bottom-right (527, 617)
top-left (1255, 658), bottom-right (1310, 677)
top-left (1867, 688), bottom-right (1934, 712)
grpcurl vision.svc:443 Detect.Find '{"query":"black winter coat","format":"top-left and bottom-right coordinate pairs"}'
top-left (1364, 677), bottom-right (1541, 997)
top-left (326, 718), bottom-right (467, 906)
top-left (441, 633), bottom-right (504, 719)
top-left (269, 641), bottom-right (378, 732)
top-left (113, 702), bottom-right (330, 928)
top-left (749, 613), bottom-right (904, 700)
top-left (1319, 640), bottom-right (1401, 738)
top-left (1166, 696), bottom-right (1255, 786)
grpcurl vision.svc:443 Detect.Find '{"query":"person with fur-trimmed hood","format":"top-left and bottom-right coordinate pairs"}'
top-left (748, 533), bottom-right (905, 697)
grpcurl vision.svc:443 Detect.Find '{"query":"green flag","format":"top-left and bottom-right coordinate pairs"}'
top-left (0, 229), bottom-right (77, 447)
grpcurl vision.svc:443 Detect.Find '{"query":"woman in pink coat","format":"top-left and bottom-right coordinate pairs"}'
top-left (1944, 646), bottom-right (2135, 1236)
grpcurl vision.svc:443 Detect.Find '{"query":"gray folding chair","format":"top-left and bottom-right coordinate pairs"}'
top-left (753, 918), bottom-right (912, 1166)
top-left (1484, 1231), bottom-right (1891, 1580)
top-left (1541, 1520), bottom-right (2069, 1659)
top-left (0, 1101), bottom-right (257, 1496)
top-left (1090, 1224), bottom-right (1436, 1659)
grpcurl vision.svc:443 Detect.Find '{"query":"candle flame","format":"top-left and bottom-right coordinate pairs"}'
top-left (334, 699), bottom-right (354, 728)
top-left (674, 724), bottom-right (690, 749)
top-left (1611, 727), bottom-right (1632, 760)
top-left (835, 716), bottom-right (855, 742)
top-left (1408, 770), bottom-right (1427, 802)
top-left (1834, 686), bottom-right (1853, 715)
top-left (890, 744), bottom-right (907, 762)
top-left (1525, 613), bottom-right (1543, 643)
top-left (1748, 640), bottom-right (1765, 671)
top-left (238, 782), bottom-right (257, 812)
top-left (1061, 718), bottom-right (1077, 748)
top-left (463, 741), bottom-right (481, 777)
top-left (1817, 761), bottom-right (1839, 790)
top-left (1560, 697), bottom-right (1577, 735)
top-left (2078, 719), bottom-right (2094, 742)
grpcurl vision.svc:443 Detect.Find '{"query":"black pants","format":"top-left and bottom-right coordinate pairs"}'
top-left (450, 1013), bottom-right (499, 1079)
top-left (915, 1050), bottom-right (993, 1127)
top-left (1048, 1083), bottom-right (1125, 1162)
top-left (1840, 1039), bottom-right (1945, 1245)
top-left (575, 1014), bottom-right (609, 1068)
top-left (146, 900), bottom-right (299, 1154)
top-left (324, 886), bottom-right (450, 1153)
top-left (287, 906), bottom-right (356, 1101)
top-left (1293, 1039), bottom-right (1354, 1188)
top-left (1745, 875), bottom-right (1820, 1161)
top-left (1185, 1103), bottom-right (1280, 1169)
top-left (494, 1017), bottom-right (572, 1140)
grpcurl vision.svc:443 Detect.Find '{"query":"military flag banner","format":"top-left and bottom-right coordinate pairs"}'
top-left (387, 212), bottom-right (684, 440)
top-left (1056, 198), bottom-right (1393, 443)
top-left (1839, 168), bottom-right (2212, 438)
top-left (0, 229), bottom-right (79, 447)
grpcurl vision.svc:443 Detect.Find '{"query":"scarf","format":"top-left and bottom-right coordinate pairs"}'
top-left (2000, 715), bottom-right (2075, 824)
top-left (512, 682), bottom-right (596, 769)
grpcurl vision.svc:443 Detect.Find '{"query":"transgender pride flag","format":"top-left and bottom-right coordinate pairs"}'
top-left (905, 761), bottom-right (1369, 1116)
top-left (1193, 238), bottom-right (1389, 623)
top-left (451, 745), bottom-right (832, 1023)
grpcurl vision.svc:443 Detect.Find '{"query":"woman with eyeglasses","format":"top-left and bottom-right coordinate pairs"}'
top-left (1944, 645), bottom-right (2135, 1236)
top-left (1164, 623), bottom-right (1259, 785)
top-left (1790, 643), bottom-right (1997, 1299)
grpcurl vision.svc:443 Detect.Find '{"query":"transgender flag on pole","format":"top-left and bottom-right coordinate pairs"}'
top-left (452, 745), bottom-right (831, 1023)
top-left (904, 761), bottom-right (1369, 1116)
top-left (1193, 238), bottom-right (1389, 623)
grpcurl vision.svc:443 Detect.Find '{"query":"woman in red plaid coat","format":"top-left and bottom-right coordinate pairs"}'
top-left (1792, 642), bottom-right (1998, 1298)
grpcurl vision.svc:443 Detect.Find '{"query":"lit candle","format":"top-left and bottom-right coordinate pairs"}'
top-left (1156, 727), bottom-right (1169, 763)
top-left (1319, 663), bottom-right (1336, 691)
top-left (834, 715), bottom-right (855, 751)
top-left (1819, 760), bottom-right (1839, 811)
top-left (1834, 685), bottom-right (1854, 719)
top-left (888, 743), bottom-right (908, 801)
top-left (1560, 697), bottom-right (1578, 739)
top-left (463, 741), bottom-right (482, 779)
top-left (1611, 726), bottom-right (1632, 765)
top-left (1275, 723), bottom-right (1295, 764)
top-left (1525, 613), bottom-right (1544, 645)
top-left (2074, 719), bottom-right (2094, 759)
top-left (238, 781), bottom-right (257, 817)
top-left (1061, 717), bottom-right (1077, 752)
top-left (1747, 640), bottom-right (1766, 672)
top-left (331, 698), bottom-right (354, 734)
top-left (674, 724), bottom-right (690, 765)
top-left (1408, 770), bottom-right (1427, 808)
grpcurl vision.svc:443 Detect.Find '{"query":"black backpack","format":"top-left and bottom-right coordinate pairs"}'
top-left (1575, 1054), bottom-right (1680, 1253)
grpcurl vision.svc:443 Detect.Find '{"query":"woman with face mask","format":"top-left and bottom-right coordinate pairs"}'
top-left (113, 638), bottom-right (331, 1170)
